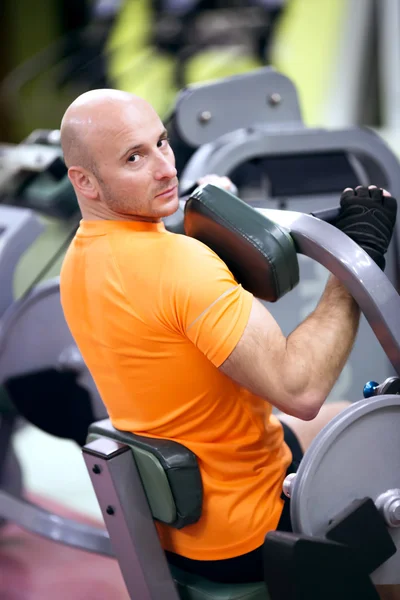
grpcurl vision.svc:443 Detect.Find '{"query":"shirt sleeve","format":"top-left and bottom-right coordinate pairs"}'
top-left (159, 235), bottom-right (254, 367)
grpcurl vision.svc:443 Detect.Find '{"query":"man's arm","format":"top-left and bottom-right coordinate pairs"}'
top-left (220, 185), bottom-right (397, 420)
top-left (220, 276), bottom-right (360, 420)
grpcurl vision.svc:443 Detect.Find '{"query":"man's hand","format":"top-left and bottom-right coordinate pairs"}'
top-left (335, 185), bottom-right (397, 270)
top-left (197, 174), bottom-right (238, 195)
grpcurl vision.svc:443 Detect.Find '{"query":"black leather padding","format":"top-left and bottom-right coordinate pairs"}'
top-left (88, 420), bottom-right (203, 529)
top-left (184, 184), bottom-right (299, 302)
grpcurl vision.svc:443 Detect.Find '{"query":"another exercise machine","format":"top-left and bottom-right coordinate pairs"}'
top-left (0, 128), bottom-right (76, 219)
top-left (0, 205), bottom-right (44, 503)
top-left (0, 203), bottom-right (107, 544)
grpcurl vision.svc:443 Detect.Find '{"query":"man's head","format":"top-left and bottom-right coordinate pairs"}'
top-left (60, 89), bottom-right (178, 222)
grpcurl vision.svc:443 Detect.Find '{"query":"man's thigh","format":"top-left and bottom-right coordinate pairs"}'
top-left (276, 420), bottom-right (304, 532)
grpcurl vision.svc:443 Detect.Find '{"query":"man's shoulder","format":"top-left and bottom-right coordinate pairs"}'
top-left (162, 234), bottom-right (235, 282)
top-left (165, 233), bottom-right (220, 261)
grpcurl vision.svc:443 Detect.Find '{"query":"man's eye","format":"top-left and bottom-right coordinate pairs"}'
top-left (157, 138), bottom-right (170, 148)
top-left (128, 153), bottom-right (140, 163)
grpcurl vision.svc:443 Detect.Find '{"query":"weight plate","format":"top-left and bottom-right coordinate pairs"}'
top-left (290, 395), bottom-right (400, 585)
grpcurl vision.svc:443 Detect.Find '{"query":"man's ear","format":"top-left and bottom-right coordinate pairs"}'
top-left (68, 167), bottom-right (99, 200)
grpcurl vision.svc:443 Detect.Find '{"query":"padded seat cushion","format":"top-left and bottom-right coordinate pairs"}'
top-left (171, 566), bottom-right (269, 600)
top-left (184, 184), bottom-right (299, 302)
top-left (87, 419), bottom-right (202, 529)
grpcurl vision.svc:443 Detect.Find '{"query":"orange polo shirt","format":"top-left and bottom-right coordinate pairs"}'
top-left (60, 219), bottom-right (292, 560)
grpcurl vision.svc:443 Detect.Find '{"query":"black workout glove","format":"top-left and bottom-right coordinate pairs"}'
top-left (334, 186), bottom-right (397, 270)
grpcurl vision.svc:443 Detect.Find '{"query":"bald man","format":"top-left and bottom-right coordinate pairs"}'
top-left (60, 89), bottom-right (232, 221)
top-left (59, 89), bottom-right (397, 589)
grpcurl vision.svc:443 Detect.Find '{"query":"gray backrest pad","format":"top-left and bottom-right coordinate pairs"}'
top-left (88, 418), bottom-right (203, 529)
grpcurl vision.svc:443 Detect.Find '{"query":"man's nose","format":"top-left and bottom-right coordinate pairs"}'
top-left (154, 153), bottom-right (177, 180)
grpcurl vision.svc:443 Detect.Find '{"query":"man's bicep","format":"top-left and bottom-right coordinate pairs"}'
top-left (219, 297), bottom-right (289, 407)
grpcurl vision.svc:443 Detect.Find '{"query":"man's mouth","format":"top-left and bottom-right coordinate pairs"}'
top-left (156, 184), bottom-right (178, 198)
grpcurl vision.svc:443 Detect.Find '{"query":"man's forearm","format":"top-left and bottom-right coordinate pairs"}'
top-left (284, 275), bottom-right (361, 408)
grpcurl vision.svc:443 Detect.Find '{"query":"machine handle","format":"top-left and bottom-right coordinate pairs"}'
top-left (310, 206), bottom-right (340, 224)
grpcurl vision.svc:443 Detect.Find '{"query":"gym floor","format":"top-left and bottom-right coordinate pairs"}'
top-left (1, 424), bottom-right (130, 599)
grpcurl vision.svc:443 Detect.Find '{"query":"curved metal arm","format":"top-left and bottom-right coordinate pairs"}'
top-left (257, 208), bottom-right (400, 374)
top-left (0, 490), bottom-right (114, 556)
top-left (0, 206), bottom-right (44, 319)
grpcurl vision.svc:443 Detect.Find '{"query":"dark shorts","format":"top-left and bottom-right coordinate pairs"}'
top-left (166, 421), bottom-right (304, 584)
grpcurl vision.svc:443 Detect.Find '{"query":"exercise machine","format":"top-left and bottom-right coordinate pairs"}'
top-left (0, 128), bottom-right (107, 455)
top-left (0, 205), bottom-right (44, 503)
top-left (83, 183), bottom-right (400, 599)
top-left (172, 67), bottom-right (400, 401)
top-left (0, 202), bottom-right (107, 541)
top-left (0, 128), bottom-right (77, 219)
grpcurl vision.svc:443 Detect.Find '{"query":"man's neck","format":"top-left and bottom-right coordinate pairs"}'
top-left (79, 205), bottom-right (162, 224)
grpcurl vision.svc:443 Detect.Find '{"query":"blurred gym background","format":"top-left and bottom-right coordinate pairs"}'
top-left (0, 0), bottom-right (399, 567)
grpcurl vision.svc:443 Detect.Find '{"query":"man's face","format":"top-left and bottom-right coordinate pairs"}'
top-left (91, 102), bottom-right (178, 220)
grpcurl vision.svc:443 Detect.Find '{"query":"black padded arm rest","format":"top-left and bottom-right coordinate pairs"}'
top-left (184, 184), bottom-right (299, 302)
top-left (88, 419), bottom-right (203, 529)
